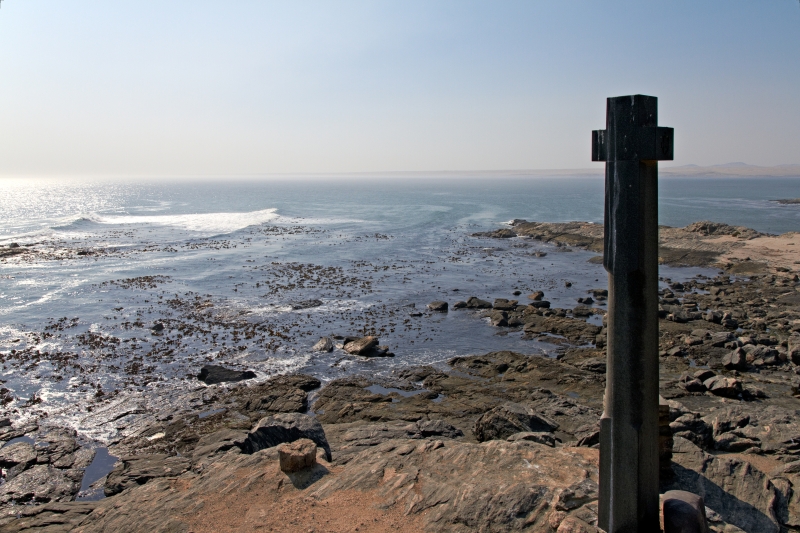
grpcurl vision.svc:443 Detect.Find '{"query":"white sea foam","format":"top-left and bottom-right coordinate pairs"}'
top-left (50, 208), bottom-right (281, 236)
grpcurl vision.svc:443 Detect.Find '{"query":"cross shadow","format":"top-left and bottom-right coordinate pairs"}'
top-left (285, 463), bottom-right (330, 490)
top-left (664, 464), bottom-right (779, 533)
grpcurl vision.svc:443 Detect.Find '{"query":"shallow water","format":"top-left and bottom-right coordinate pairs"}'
top-left (0, 175), bottom-right (797, 442)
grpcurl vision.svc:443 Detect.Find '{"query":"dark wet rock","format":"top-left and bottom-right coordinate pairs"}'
top-left (472, 228), bottom-right (516, 238)
top-left (104, 454), bottom-right (191, 497)
top-left (343, 336), bottom-right (378, 355)
top-left (473, 402), bottom-right (558, 442)
top-left (452, 301), bottom-right (467, 309)
top-left (528, 290), bottom-right (545, 301)
top-left (311, 336), bottom-right (334, 352)
top-left (242, 412), bottom-right (331, 461)
top-left (395, 365), bottom-right (444, 383)
top-left (150, 322), bottom-right (164, 332)
top-left (235, 374), bottom-right (320, 414)
top-left (197, 364), bottom-right (257, 385)
top-left (427, 301), bottom-right (449, 312)
top-left (528, 300), bottom-right (551, 309)
top-left (523, 316), bottom-right (602, 343)
top-left (465, 297), bottom-right (493, 309)
top-left (290, 299), bottom-right (323, 310)
top-left (572, 305), bottom-right (593, 318)
top-left (492, 298), bottom-right (518, 311)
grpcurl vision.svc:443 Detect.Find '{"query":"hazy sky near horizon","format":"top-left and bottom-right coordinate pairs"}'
top-left (1, 1), bottom-right (799, 176)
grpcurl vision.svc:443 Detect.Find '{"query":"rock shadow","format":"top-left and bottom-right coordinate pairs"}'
top-left (666, 464), bottom-right (779, 533)
top-left (285, 463), bottom-right (330, 490)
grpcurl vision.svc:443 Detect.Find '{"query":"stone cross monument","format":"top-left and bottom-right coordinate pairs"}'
top-left (592, 95), bottom-right (673, 532)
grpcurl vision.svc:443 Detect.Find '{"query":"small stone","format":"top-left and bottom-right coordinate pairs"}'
top-left (277, 438), bottom-right (317, 473)
top-left (528, 291), bottom-right (545, 301)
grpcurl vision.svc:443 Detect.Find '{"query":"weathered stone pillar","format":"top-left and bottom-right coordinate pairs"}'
top-left (592, 95), bottom-right (673, 532)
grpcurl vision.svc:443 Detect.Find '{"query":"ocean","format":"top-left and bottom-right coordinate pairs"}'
top-left (1, 174), bottom-right (799, 441)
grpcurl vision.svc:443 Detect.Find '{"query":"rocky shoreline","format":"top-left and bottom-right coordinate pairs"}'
top-left (1, 221), bottom-right (800, 532)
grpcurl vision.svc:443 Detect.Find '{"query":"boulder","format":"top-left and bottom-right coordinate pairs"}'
top-left (343, 336), bottom-right (378, 355)
top-left (722, 348), bottom-right (747, 370)
top-left (197, 365), bottom-right (256, 385)
top-left (0, 442), bottom-right (37, 468)
top-left (466, 297), bottom-right (493, 309)
top-left (243, 413), bottom-right (331, 461)
top-left (473, 403), bottom-right (558, 442)
top-left (662, 490), bottom-right (709, 533)
top-left (452, 301), bottom-right (468, 309)
top-left (702, 376), bottom-right (742, 398)
top-left (427, 301), bottom-right (449, 312)
top-left (489, 311), bottom-right (508, 327)
top-left (528, 291), bottom-right (545, 301)
top-left (493, 299), bottom-right (518, 311)
top-left (311, 337), bottom-right (334, 352)
top-left (277, 438), bottom-right (317, 473)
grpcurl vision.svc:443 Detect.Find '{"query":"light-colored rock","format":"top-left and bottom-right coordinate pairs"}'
top-left (277, 438), bottom-right (317, 473)
top-left (311, 336), bottom-right (334, 352)
top-left (343, 336), bottom-right (378, 355)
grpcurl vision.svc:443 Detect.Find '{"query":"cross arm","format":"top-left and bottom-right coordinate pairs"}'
top-left (592, 126), bottom-right (674, 162)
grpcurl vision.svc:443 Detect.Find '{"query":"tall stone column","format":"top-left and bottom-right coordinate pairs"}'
top-left (592, 95), bottom-right (673, 533)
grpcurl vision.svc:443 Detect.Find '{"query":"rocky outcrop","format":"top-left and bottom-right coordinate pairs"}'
top-left (104, 454), bottom-right (192, 497)
top-left (242, 412), bottom-right (331, 461)
top-left (473, 403), bottom-right (558, 442)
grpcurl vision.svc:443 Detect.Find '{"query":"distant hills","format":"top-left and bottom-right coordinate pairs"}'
top-left (660, 163), bottom-right (800, 177)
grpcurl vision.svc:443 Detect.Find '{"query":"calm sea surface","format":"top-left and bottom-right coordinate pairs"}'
top-left (0, 175), bottom-right (798, 440)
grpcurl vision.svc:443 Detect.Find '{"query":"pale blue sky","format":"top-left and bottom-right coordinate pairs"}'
top-left (0, 1), bottom-right (798, 175)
